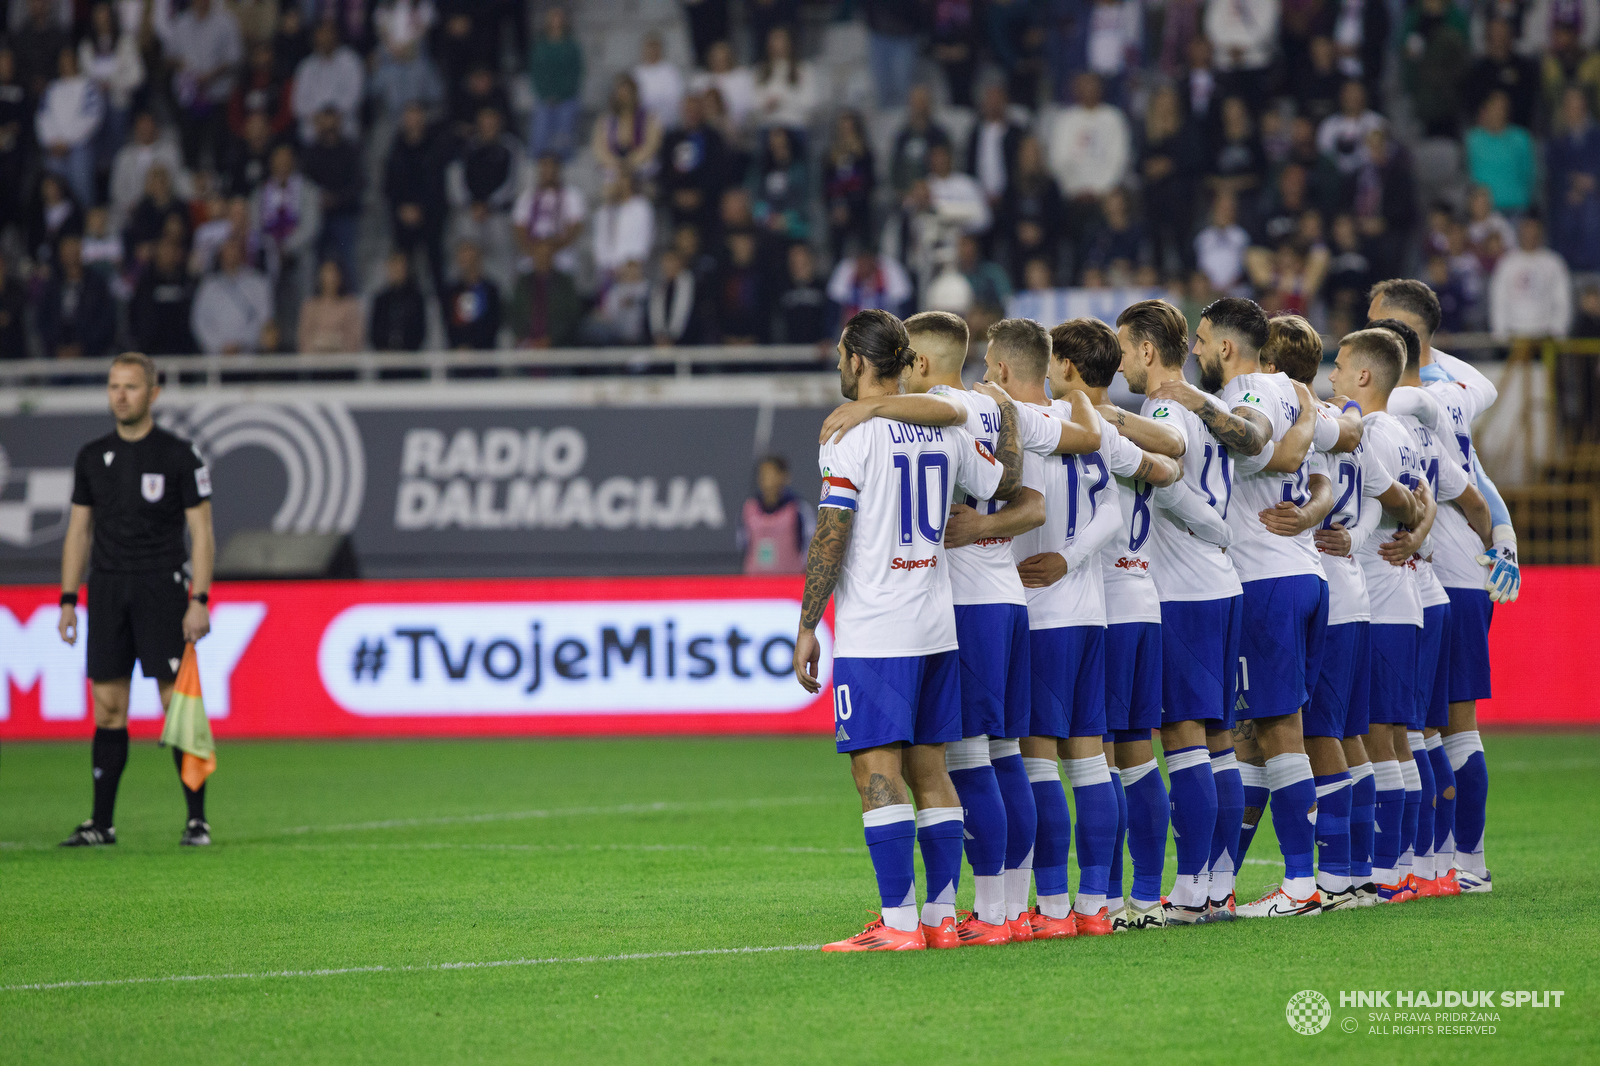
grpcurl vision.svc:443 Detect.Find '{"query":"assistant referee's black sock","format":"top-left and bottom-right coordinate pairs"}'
top-left (91, 727), bottom-right (129, 830)
top-left (171, 746), bottom-right (207, 823)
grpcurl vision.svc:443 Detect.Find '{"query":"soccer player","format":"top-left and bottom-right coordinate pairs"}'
top-left (794, 309), bottom-right (1020, 952)
top-left (1150, 298), bottom-right (1337, 918)
top-left (57, 352), bottom-right (216, 847)
top-left (1367, 280), bottom-right (1513, 894)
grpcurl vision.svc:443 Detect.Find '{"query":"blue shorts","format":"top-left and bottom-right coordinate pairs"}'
top-left (1421, 602), bottom-right (1452, 731)
top-left (1236, 575), bottom-right (1328, 721)
top-left (953, 602), bottom-right (1032, 739)
top-left (1308, 620), bottom-right (1370, 739)
top-left (832, 651), bottom-right (962, 754)
top-left (1444, 587), bottom-right (1493, 703)
top-left (1159, 595), bottom-right (1243, 731)
top-left (1028, 625), bottom-right (1106, 739)
top-left (1104, 621), bottom-right (1162, 735)
top-left (1367, 623), bottom-right (1419, 726)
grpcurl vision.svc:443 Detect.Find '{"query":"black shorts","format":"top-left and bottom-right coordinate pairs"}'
top-left (86, 569), bottom-right (189, 684)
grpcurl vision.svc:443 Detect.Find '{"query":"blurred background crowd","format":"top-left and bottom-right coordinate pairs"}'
top-left (1, 0), bottom-right (1598, 359)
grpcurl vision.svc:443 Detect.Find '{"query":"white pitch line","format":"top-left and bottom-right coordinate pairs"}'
top-left (0, 944), bottom-right (823, 994)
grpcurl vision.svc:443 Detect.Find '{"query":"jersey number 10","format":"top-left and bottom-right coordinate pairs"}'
top-left (893, 452), bottom-right (950, 546)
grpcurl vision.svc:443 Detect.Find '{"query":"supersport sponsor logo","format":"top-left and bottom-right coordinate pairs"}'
top-left (888, 556), bottom-right (937, 571)
top-left (1112, 556), bottom-right (1150, 571)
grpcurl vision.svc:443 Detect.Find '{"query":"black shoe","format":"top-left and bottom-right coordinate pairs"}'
top-left (180, 818), bottom-right (211, 846)
top-left (60, 819), bottom-right (116, 847)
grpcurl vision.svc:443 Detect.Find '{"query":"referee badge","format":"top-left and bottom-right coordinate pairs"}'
top-left (141, 473), bottom-right (166, 502)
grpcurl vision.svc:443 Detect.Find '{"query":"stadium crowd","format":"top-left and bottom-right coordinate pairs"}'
top-left (1, 0), bottom-right (1598, 358)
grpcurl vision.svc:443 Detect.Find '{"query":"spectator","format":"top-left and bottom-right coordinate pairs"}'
top-left (1466, 90), bottom-right (1537, 213)
top-left (230, 41), bottom-right (294, 141)
top-left (271, 5), bottom-right (311, 82)
top-left (26, 172), bottom-right (84, 267)
top-left (581, 257), bottom-right (649, 346)
top-left (291, 19), bottom-right (362, 144)
top-left (775, 241), bottom-right (830, 343)
top-left (368, 249), bottom-right (428, 351)
top-left (1293, 37), bottom-right (1343, 127)
top-left (748, 125), bottom-right (809, 241)
top-left (384, 101), bottom-right (450, 302)
top-left (1247, 240), bottom-right (1327, 317)
top-left (659, 91), bottom-right (727, 232)
top-left (297, 258), bottom-right (364, 353)
top-left (690, 39), bottom-right (755, 132)
top-left (633, 31), bottom-right (684, 131)
top-left (123, 163), bottom-right (188, 266)
top-left (192, 235), bottom-right (273, 353)
top-left (1426, 253), bottom-right (1470, 333)
top-left (1465, 183), bottom-right (1517, 254)
top-left (864, 0), bottom-right (919, 108)
top-left (1548, 86), bottom-right (1600, 272)
top-left (1048, 72), bottom-right (1130, 202)
top-left (527, 5), bottom-right (582, 159)
top-left (1542, 16), bottom-right (1600, 124)
top-left (715, 229), bottom-right (769, 343)
top-left (130, 236), bottom-right (199, 355)
top-left (1350, 125), bottom-right (1417, 279)
top-left (231, 0), bottom-right (282, 49)
top-left (1205, 0), bottom-right (1278, 100)
top-left (252, 140), bottom-right (320, 336)
top-left (986, 0), bottom-right (1045, 105)
top-left (890, 85), bottom-right (951, 196)
top-left (1317, 80), bottom-right (1385, 175)
top-left (367, 29), bottom-right (444, 119)
top-left (0, 47), bottom-right (25, 239)
top-left (592, 73), bottom-right (662, 180)
top-left (0, 255), bottom-right (26, 357)
top-left (167, 0), bottom-right (243, 169)
top-left (1323, 212), bottom-right (1373, 326)
top-left (648, 247), bottom-right (709, 345)
top-left (996, 134), bottom-right (1065, 282)
top-left (930, 0), bottom-right (977, 108)
top-left (110, 112), bottom-right (190, 231)
top-left (510, 237), bottom-right (581, 348)
top-left (78, 2), bottom-right (142, 179)
top-left (739, 455), bottom-right (813, 574)
top-left (592, 170), bottom-right (654, 282)
top-left (967, 83), bottom-right (1026, 209)
top-left (1195, 189), bottom-right (1249, 290)
top-left (827, 245), bottom-right (913, 319)
top-left (1020, 255), bottom-right (1055, 294)
top-left (37, 234), bottom-right (115, 357)
top-left (512, 152), bottom-right (585, 279)
top-left (681, 0), bottom-right (729, 67)
top-left (301, 106), bottom-right (363, 290)
top-left (1177, 34), bottom-right (1221, 138)
top-left (1081, 187), bottom-right (1146, 280)
top-left (447, 65), bottom-right (512, 144)
top-left (822, 110), bottom-right (875, 262)
top-left (1490, 215), bottom-right (1573, 338)
top-left (1138, 86), bottom-right (1199, 275)
top-left (747, 0), bottom-right (801, 61)
top-left (957, 232), bottom-right (1012, 319)
top-left (1464, 17), bottom-right (1535, 133)
top-left (1086, 0), bottom-right (1143, 105)
top-left (1206, 95), bottom-right (1266, 204)
top-left (1255, 162), bottom-right (1315, 248)
top-left (433, 3), bottom-right (495, 94)
top-left (13, 0), bottom-right (68, 98)
top-left (751, 26), bottom-right (816, 134)
top-left (1336, 0), bottom-right (1391, 105)
top-left (373, 0), bottom-right (436, 58)
top-left (80, 204), bottom-right (124, 286)
top-left (443, 239), bottom-right (502, 349)
top-left (924, 141), bottom-right (991, 236)
top-left (1400, 0), bottom-right (1470, 138)
top-left (190, 194), bottom-right (252, 275)
top-left (36, 47), bottom-right (103, 208)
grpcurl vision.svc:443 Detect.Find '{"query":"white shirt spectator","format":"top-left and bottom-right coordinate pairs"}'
top-left (826, 254), bottom-right (914, 310)
top-left (1317, 109), bottom-right (1385, 173)
top-left (78, 32), bottom-right (144, 110)
top-left (512, 182), bottom-right (586, 274)
top-left (1204, 0), bottom-right (1279, 72)
top-left (192, 265), bottom-right (273, 352)
top-left (292, 44), bottom-right (365, 142)
top-left (1047, 102), bottom-right (1130, 197)
top-left (110, 133), bottom-right (191, 228)
top-left (1087, 0), bottom-right (1142, 77)
top-left (928, 171), bottom-right (992, 234)
top-left (975, 121), bottom-right (1008, 199)
top-left (35, 74), bottom-right (103, 151)
top-left (1489, 247), bottom-right (1573, 338)
top-left (690, 66), bottom-right (756, 130)
top-left (633, 59), bottom-right (685, 130)
top-left (375, 0), bottom-right (435, 53)
top-left (592, 193), bottom-right (654, 275)
top-left (167, 2), bottom-right (242, 105)
top-left (752, 60), bottom-right (818, 130)
top-left (1196, 221), bottom-right (1250, 290)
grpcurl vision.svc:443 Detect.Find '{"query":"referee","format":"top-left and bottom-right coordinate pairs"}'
top-left (57, 352), bottom-right (216, 847)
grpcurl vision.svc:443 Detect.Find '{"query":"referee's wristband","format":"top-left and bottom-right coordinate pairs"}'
top-left (192, 591), bottom-right (209, 606)
top-left (60, 591), bottom-right (77, 607)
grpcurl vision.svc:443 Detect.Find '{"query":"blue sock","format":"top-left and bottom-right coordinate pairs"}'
top-left (862, 805), bottom-right (917, 918)
top-left (916, 807), bottom-right (965, 926)
top-left (1313, 772), bottom-right (1352, 891)
top-left (990, 749), bottom-right (1037, 871)
top-left (1207, 748), bottom-right (1243, 900)
top-left (1165, 746), bottom-right (1216, 906)
top-left (1412, 741), bottom-right (1436, 874)
top-left (949, 765), bottom-right (1007, 877)
top-left (1122, 759), bottom-right (1168, 905)
top-left (1065, 756), bottom-right (1117, 910)
top-left (1026, 758), bottom-right (1073, 915)
top-left (1107, 771), bottom-right (1128, 902)
top-left (1372, 760), bottom-right (1405, 880)
top-left (1426, 741), bottom-right (1456, 862)
top-left (1444, 731), bottom-right (1488, 875)
top-left (1350, 765), bottom-right (1376, 882)
top-left (1399, 758), bottom-right (1421, 877)
top-left (1237, 761), bottom-right (1270, 865)
top-left (1266, 753), bottom-right (1318, 883)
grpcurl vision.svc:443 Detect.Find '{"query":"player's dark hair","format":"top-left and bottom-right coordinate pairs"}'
top-left (986, 317), bottom-right (1052, 381)
top-left (1050, 318), bottom-right (1121, 387)
top-left (904, 310), bottom-right (970, 351)
top-left (1116, 298), bottom-right (1188, 369)
top-left (1367, 316), bottom-right (1421, 370)
top-left (1369, 278), bottom-right (1442, 335)
top-left (1200, 297), bottom-right (1269, 353)
top-left (758, 454), bottom-right (788, 475)
top-left (110, 351), bottom-right (158, 388)
top-left (841, 308), bottom-right (915, 381)
top-left (1262, 314), bottom-right (1323, 384)
top-left (1340, 328), bottom-right (1405, 393)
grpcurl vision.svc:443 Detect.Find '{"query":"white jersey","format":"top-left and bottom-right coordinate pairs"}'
top-left (1221, 371), bottom-right (1326, 583)
top-left (1420, 348), bottom-right (1496, 589)
top-left (1096, 418), bottom-right (1166, 625)
top-left (1400, 414), bottom-right (1471, 610)
top-left (927, 384), bottom-right (1055, 606)
top-left (819, 416), bottom-right (1002, 658)
top-left (1310, 435), bottom-right (1395, 625)
top-left (1356, 412), bottom-right (1424, 627)
top-left (1140, 395), bottom-right (1244, 602)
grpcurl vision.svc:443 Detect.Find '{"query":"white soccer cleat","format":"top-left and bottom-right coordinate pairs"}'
top-left (1455, 869), bottom-right (1492, 894)
top-left (1127, 899), bottom-right (1167, 929)
top-left (1319, 886), bottom-right (1361, 913)
top-left (1236, 884), bottom-right (1322, 918)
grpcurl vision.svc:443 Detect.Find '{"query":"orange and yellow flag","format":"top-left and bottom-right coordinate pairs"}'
top-left (160, 643), bottom-right (216, 790)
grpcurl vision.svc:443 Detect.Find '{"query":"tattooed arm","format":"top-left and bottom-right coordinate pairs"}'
top-left (1147, 378), bottom-right (1272, 455)
top-left (793, 506), bottom-right (854, 693)
top-left (1096, 403), bottom-right (1186, 458)
top-left (1132, 450), bottom-right (1183, 488)
top-left (991, 394), bottom-right (1024, 501)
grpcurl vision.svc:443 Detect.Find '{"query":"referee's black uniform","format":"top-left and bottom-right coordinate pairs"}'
top-left (73, 425), bottom-right (210, 683)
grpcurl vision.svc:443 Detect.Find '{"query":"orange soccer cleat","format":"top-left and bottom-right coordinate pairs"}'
top-left (1027, 907), bottom-right (1078, 940)
top-left (821, 915), bottom-right (927, 952)
top-left (1007, 914), bottom-right (1035, 942)
top-left (954, 912), bottom-right (1012, 946)
top-left (1435, 869), bottom-right (1462, 896)
top-left (1073, 907), bottom-right (1115, 936)
top-left (921, 917), bottom-right (960, 949)
top-left (1414, 874), bottom-right (1445, 899)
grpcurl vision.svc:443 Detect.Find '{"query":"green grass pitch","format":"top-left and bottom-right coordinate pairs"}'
top-left (2, 733), bottom-right (1595, 1065)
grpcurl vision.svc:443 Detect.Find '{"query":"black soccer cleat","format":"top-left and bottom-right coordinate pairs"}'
top-left (60, 819), bottom-right (117, 847)
top-left (180, 819), bottom-right (212, 846)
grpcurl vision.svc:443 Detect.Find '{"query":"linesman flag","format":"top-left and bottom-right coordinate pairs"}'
top-left (160, 643), bottom-right (216, 790)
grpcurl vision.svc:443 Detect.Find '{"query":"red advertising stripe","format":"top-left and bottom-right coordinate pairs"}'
top-left (1474, 566), bottom-right (1599, 727)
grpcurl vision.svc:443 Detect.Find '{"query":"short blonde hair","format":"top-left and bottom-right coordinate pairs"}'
top-left (1263, 315), bottom-right (1323, 384)
top-left (110, 351), bottom-right (158, 388)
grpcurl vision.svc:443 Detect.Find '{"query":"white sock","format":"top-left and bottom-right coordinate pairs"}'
top-left (1282, 875), bottom-right (1316, 900)
top-left (973, 874), bottom-right (1006, 925)
top-left (1107, 897), bottom-right (1125, 916)
top-left (1208, 869), bottom-right (1235, 901)
top-left (1414, 851), bottom-right (1434, 881)
top-left (1372, 867), bottom-right (1397, 887)
top-left (1132, 896), bottom-right (1160, 911)
top-left (1168, 871), bottom-right (1207, 907)
top-left (1037, 892), bottom-right (1072, 919)
top-left (1004, 859), bottom-right (1033, 921)
top-left (881, 904), bottom-right (919, 932)
top-left (1317, 871), bottom-right (1352, 894)
top-left (1073, 892), bottom-right (1106, 916)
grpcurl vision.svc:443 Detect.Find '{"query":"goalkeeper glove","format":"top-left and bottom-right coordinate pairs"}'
top-left (1476, 539), bottom-right (1520, 604)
